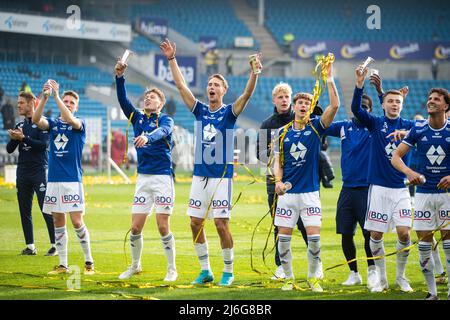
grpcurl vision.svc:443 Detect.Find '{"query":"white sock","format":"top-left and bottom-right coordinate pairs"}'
top-left (307, 234), bottom-right (321, 279)
top-left (27, 244), bottom-right (35, 250)
top-left (222, 248), bottom-right (234, 273)
top-left (194, 242), bottom-right (211, 271)
top-left (55, 226), bottom-right (68, 267)
top-left (278, 234), bottom-right (293, 279)
top-left (418, 241), bottom-right (437, 295)
top-left (161, 233), bottom-right (176, 271)
top-left (396, 239), bottom-right (410, 279)
top-left (75, 225), bottom-right (93, 263)
top-left (130, 233), bottom-right (143, 269)
top-left (432, 239), bottom-right (444, 275)
top-left (370, 237), bottom-right (387, 282)
top-left (442, 240), bottom-right (450, 296)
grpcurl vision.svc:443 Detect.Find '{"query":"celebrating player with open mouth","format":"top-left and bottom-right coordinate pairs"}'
top-left (160, 38), bottom-right (261, 286)
top-left (273, 57), bottom-right (340, 292)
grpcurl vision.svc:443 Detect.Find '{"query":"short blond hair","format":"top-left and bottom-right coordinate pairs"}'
top-left (208, 73), bottom-right (228, 90)
top-left (144, 87), bottom-right (166, 106)
top-left (293, 92), bottom-right (313, 104)
top-left (383, 89), bottom-right (403, 102)
top-left (61, 90), bottom-right (79, 101)
top-left (18, 91), bottom-right (36, 103)
top-left (272, 82), bottom-right (292, 98)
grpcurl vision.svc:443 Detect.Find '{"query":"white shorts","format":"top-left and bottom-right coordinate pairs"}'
top-left (364, 185), bottom-right (412, 233)
top-left (413, 193), bottom-right (450, 231)
top-left (274, 192), bottom-right (322, 229)
top-left (132, 174), bottom-right (175, 215)
top-left (187, 176), bottom-right (233, 220)
top-left (43, 182), bottom-right (85, 214)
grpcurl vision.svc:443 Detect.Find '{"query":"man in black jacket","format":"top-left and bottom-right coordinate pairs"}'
top-left (6, 91), bottom-right (56, 256)
top-left (257, 82), bottom-right (330, 279)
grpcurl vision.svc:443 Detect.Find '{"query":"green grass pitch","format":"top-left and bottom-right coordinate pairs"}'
top-left (0, 170), bottom-right (447, 300)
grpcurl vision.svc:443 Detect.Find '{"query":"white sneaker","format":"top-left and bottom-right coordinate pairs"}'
top-left (271, 265), bottom-right (286, 280)
top-left (367, 266), bottom-right (379, 290)
top-left (342, 271), bottom-right (362, 286)
top-left (308, 278), bottom-right (324, 292)
top-left (164, 269), bottom-right (178, 282)
top-left (396, 276), bottom-right (413, 292)
top-left (118, 265), bottom-right (142, 280)
top-left (371, 277), bottom-right (389, 293)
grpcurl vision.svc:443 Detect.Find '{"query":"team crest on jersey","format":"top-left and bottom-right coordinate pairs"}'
top-left (290, 142), bottom-right (307, 160)
top-left (426, 145), bottom-right (446, 165)
top-left (384, 142), bottom-right (397, 156)
top-left (54, 133), bottom-right (69, 150)
top-left (203, 123), bottom-right (217, 142)
top-left (304, 131), bottom-right (311, 136)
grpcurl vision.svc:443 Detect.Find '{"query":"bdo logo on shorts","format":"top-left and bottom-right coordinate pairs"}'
top-left (62, 194), bottom-right (81, 204)
top-left (276, 208), bottom-right (293, 217)
top-left (189, 199), bottom-right (202, 209)
top-left (439, 210), bottom-right (450, 220)
top-left (306, 207), bottom-right (321, 216)
top-left (44, 196), bottom-right (57, 204)
top-left (414, 210), bottom-right (431, 220)
top-left (368, 211), bottom-right (388, 223)
top-left (155, 196), bottom-right (172, 206)
top-left (212, 200), bottom-right (229, 209)
top-left (133, 196), bottom-right (146, 205)
top-left (399, 209), bottom-right (412, 218)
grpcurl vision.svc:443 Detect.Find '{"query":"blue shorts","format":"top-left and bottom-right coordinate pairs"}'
top-left (336, 186), bottom-right (369, 235)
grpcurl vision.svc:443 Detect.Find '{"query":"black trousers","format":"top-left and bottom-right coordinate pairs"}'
top-left (268, 192), bottom-right (308, 266)
top-left (16, 169), bottom-right (55, 245)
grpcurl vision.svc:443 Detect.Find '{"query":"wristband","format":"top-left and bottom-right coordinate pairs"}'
top-left (168, 56), bottom-right (175, 61)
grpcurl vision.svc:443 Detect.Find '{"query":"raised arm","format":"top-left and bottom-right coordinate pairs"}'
top-left (49, 80), bottom-right (82, 130)
top-left (115, 59), bottom-right (138, 120)
top-left (351, 65), bottom-right (375, 130)
top-left (160, 39), bottom-right (196, 110)
top-left (320, 60), bottom-right (340, 128)
top-left (32, 83), bottom-right (50, 130)
top-left (232, 54), bottom-right (262, 116)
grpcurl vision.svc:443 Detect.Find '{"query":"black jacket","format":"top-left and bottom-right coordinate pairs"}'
top-left (6, 118), bottom-right (49, 174)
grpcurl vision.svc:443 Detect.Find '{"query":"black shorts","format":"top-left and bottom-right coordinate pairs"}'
top-left (336, 186), bottom-right (369, 235)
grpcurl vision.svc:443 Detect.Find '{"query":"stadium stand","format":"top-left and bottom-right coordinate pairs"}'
top-left (129, 0), bottom-right (258, 49)
top-left (247, 0), bottom-right (450, 46)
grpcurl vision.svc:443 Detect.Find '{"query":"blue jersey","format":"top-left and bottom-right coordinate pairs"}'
top-left (324, 118), bottom-right (370, 188)
top-left (47, 117), bottom-right (85, 182)
top-left (276, 117), bottom-right (326, 193)
top-left (351, 87), bottom-right (415, 188)
top-left (403, 119), bottom-right (450, 194)
top-left (116, 76), bottom-right (173, 175)
top-left (192, 100), bottom-right (237, 178)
